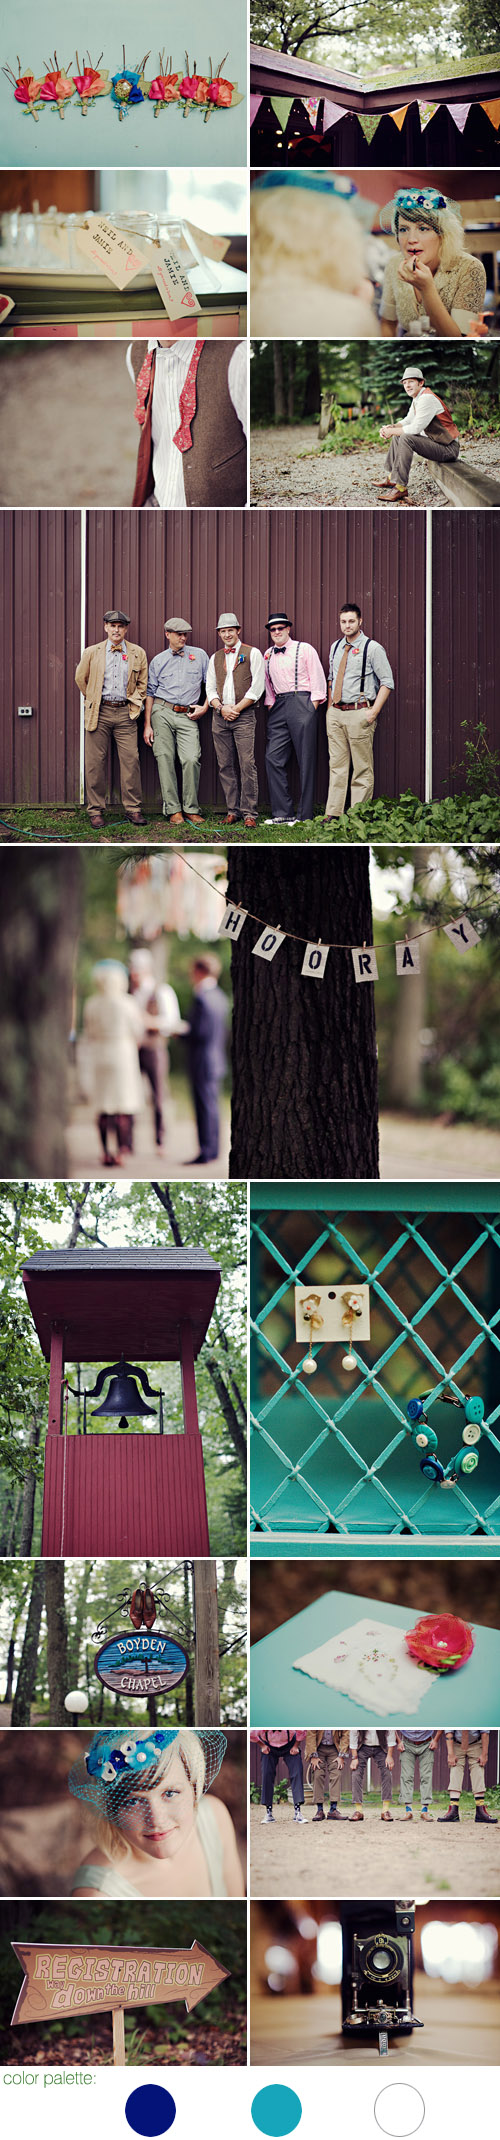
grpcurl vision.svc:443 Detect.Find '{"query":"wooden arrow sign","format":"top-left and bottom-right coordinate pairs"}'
top-left (12, 1941), bottom-right (230, 2026)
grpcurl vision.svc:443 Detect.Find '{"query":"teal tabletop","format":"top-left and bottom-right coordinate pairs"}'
top-left (250, 1585), bottom-right (500, 1726)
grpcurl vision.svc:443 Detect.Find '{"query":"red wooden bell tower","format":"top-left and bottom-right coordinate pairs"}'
top-left (23, 1248), bottom-right (220, 1557)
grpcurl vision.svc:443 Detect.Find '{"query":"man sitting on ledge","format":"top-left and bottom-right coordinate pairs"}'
top-left (377, 365), bottom-right (460, 504)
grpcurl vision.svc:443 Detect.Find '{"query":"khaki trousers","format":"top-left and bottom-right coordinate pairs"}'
top-left (385, 433), bottom-right (460, 488)
top-left (448, 1745), bottom-right (487, 1802)
top-left (85, 704), bottom-right (143, 816)
top-left (325, 707), bottom-right (377, 817)
top-left (312, 1748), bottom-right (343, 1805)
top-left (151, 700), bottom-right (201, 818)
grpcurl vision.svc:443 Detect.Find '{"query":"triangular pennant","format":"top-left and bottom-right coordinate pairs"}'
top-left (270, 95), bottom-right (293, 126)
top-left (359, 112), bottom-right (382, 142)
top-left (480, 97), bottom-right (500, 127)
top-left (322, 98), bottom-right (347, 130)
top-left (303, 96), bottom-right (320, 124)
top-left (446, 99), bottom-right (471, 132)
top-left (419, 99), bottom-right (438, 130)
top-left (250, 92), bottom-right (263, 124)
top-left (391, 104), bottom-right (409, 130)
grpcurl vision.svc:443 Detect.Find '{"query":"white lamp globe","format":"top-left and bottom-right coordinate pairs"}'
top-left (64, 1690), bottom-right (89, 1713)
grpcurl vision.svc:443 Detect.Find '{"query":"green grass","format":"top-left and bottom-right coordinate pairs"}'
top-left (3, 794), bottom-right (500, 843)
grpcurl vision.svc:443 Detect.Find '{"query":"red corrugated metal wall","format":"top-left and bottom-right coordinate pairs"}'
top-left (85, 509), bottom-right (426, 809)
top-left (432, 514), bottom-right (499, 795)
top-left (41, 1434), bottom-right (210, 1556)
top-left (0, 511), bottom-right (81, 805)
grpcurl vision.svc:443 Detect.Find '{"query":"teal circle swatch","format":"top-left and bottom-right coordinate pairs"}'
top-left (251, 2086), bottom-right (302, 2137)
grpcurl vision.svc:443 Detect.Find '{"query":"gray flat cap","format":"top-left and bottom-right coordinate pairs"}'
top-left (217, 612), bottom-right (240, 628)
top-left (104, 609), bottom-right (130, 625)
top-left (164, 616), bottom-right (191, 632)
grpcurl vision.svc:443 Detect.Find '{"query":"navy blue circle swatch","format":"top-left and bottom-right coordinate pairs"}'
top-left (251, 2086), bottom-right (302, 2137)
top-left (125, 2085), bottom-right (177, 2136)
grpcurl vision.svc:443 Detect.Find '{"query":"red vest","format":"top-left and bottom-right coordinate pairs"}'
top-left (131, 343), bottom-right (246, 507)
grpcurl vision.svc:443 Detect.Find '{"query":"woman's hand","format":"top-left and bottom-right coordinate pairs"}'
top-left (398, 256), bottom-right (434, 297)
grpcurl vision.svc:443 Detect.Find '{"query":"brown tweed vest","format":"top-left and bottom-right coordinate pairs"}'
top-left (213, 645), bottom-right (253, 701)
top-left (130, 342), bottom-right (247, 508)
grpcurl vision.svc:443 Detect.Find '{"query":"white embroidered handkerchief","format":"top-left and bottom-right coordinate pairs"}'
top-left (293, 1615), bottom-right (439, 1717)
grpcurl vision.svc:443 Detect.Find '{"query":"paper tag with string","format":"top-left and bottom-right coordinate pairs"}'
top-left (352, 945), bottom-right (379, 983)
top-left (395, 938), bottom-right (421, 975)
top-left (252, 926), bottom-right (286, 963)
top-left (301, 941), bottom-right (329, 980)
top-left (145, 240), bottom-right (198, 320)
top-left (443, 914), bottom-right (480, 954)
top-left (185, 221), bottom-right (230, 263)
top-left (218, 903), bottom-right (248, 940)
top-left (76, 217), bottom-right (146, 289)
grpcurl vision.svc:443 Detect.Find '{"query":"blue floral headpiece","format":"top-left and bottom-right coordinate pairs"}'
top-left (380, 187), bottom-right (460, 235)
top-left (68, 1728), bottom-right (227, 1807)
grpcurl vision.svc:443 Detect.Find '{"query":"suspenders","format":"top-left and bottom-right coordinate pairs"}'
top-left (266, 643), bottom-right (303, 693)
top-left (330, 637), bottom-right (373, 696)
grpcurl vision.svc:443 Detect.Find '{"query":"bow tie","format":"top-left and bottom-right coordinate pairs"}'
top-left (272, 645), bottom-right (287, 654)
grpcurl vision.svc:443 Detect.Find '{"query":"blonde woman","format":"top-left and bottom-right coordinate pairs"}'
top-left (380, 187), bottom-right (486, 338)
top-left (68, 1728), bottom-right (244, 1898)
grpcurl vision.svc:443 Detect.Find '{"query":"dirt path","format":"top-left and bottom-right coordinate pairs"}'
top-left (379, 1111), bottom-right (500, 1178)
top-left (66, 1091), bottom-right (230, 1179)
top-left (250, 423), bottom-right (500, 507)
top-left (0, 345), bottom-right (135, 505)
top-left (250, 1802), bottom-right (500, 1898)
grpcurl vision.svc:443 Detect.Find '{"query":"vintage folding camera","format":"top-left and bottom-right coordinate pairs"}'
top-left (340, 1901), bottom-right (423, 2056)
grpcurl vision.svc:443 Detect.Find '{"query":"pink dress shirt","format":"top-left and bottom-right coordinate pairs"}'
top-left (250, 1730), bottom-right (307, 1747)
top-left (264, 638), bottom-right (327, 707)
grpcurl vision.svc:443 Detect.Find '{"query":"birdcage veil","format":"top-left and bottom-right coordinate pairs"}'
top-left (68, 1728), bottom-right (228, 1815)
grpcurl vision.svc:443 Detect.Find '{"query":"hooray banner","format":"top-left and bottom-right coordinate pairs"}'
top-left (12, 1942), bottom-right (229, 2024)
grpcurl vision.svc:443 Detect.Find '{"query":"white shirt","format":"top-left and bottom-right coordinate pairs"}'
top-left (126, 339), bottom-right (247, 509)
top-left (206, 639), bottom-right (266, 708)
top-left (132, 977), bottom-right (182, 1039)
top-left (349, 1730), bottom-right (397, 1748)
top-left (402, 388), bottom-right (445, 436)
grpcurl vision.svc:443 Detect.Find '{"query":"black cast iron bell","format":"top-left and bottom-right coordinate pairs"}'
top-left (90, 1355), bottom-right (158, 1432)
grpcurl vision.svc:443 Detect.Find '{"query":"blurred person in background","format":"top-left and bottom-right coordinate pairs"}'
top-left (250, 172), bottom-right (378, 337)
top-left (129, 947), bottom-right (186, 1150)
top-left (83, 961), bottom-right (144, 1167)
top-left (185, 954), bottom-right (229, 1166)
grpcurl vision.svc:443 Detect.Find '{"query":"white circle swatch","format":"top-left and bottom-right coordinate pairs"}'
top-left (375, 2086), bottom-right (425, 2136)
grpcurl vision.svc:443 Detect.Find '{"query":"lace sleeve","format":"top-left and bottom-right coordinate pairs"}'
top-left (379, 257), bottom-right (398, 322)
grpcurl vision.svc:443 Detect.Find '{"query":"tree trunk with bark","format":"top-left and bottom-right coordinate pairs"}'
top-left (0, 854), bottom-right (82, 1175)
top-left (45, 1560), bottom-right (69, 1725)
top-left (287, 347), bottom-right (296, 425)
top-left (272, 342), bottom-right (286, 424)
top-left (227, 850), bottom-right (379, 1178)
top-left (19, 1409), bottom-right (43, 1555)
top-left (193, 1560), bottom-right (221, 1724)
top-left (67, 1560), bottom-right (95, 1685)
top-left (11, 1562), bottom-right (45, 1726)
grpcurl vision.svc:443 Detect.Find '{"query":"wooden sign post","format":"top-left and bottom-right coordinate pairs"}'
top-left (12, 1941), bottom-right (230, 2067)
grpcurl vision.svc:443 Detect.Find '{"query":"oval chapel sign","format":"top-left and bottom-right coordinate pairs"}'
top-left (95, 1631), bottom-right (189, 1696)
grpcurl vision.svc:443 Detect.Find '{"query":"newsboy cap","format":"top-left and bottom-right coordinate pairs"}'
top-left (104, 609), bottom-right (130, 625)
top-left (266, 611), bottom-right (292, 628)
top-left (164, 616), bottom-right (191, 632)
top-left (217, 612), bottom-right (240, 628)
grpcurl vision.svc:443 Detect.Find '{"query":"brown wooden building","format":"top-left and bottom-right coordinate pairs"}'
top-left (0, 508), bottom-right (497, 812)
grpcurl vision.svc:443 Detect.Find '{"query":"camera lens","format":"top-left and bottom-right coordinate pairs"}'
top-left (372, 1950), bottom-right (392, 1972)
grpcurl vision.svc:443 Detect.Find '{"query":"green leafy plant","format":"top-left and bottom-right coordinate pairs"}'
top-left (450, 720), bottom-right (500, 802)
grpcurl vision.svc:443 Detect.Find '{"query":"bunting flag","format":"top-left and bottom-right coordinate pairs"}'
top-left (446, 100), bottom-right (471, 131)
top-left (216, 893), bottom-right (482, 984)
top-left (270, 95), bottom-right (293, 127)
top-left (359, 113), bottom-right (382, 142)
top-left (250, 92), bottom-right (263, 124)
top-left (480, 97), bottom-right (500, 127)
top-left (419, 99), bottom-right (438, 130)
top-left (392, 104), bottom-right (409, 130)
top-left (322, 98), bottom-right (347, 130)
top-left (304, 96), bottom-right (320, 124)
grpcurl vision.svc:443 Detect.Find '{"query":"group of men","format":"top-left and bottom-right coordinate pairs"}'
top-left (252, 1728), bottom-right (497, 1827)
top-left (75, 603), bottom-right (394, 829)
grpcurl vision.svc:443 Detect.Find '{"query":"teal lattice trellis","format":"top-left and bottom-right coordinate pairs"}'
top-left (250, 1192), bottom-right (500, 1538)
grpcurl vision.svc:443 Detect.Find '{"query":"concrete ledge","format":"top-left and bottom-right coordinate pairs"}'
top-left (433, 460), bottom-right (500, 508)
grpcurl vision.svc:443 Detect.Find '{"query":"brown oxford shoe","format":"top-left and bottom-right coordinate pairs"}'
top-left (169, 813), bottom-right (184, 825)
top-left (244, 816), bottom-right (257, 828)
top-left (127, 810), bottom-right (146, 824)
top-left (185, 812), bottom-right (203, 823)
top-left (224, 813), bottom-right (239, 823)
top-left (89, 811), bottom-right (104, 828)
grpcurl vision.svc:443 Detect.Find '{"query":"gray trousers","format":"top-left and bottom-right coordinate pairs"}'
top-left (212, 706), bottom-right (258, 817)
top-left (399, 1738), bottom-right (434, 1806)
top-left (351, 1744), bottom-right (393, 1804)
top-left (385, 432), bottom-right (460, 489)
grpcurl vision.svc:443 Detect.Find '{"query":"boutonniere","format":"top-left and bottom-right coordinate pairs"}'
top-left (237, 652), bottom-right (245, 665)
top-left (188, 651), bottom-right (196, 662)
top-left (39, 54), bottom-right (75, 119)
top-left (111, 47), bottom-right (150, 119)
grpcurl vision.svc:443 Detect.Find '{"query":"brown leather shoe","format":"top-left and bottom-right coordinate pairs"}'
top-left (127, 811), bottom-right (146, 824)
top-left (169, 813), bottom-right (184, 825)
top-left (186, 812), bottom-right (203, 823)
top-left (381, 1809), bottom-right (393, 1821)
top-left (312, 1808), bottom-right (325, 1822)
top-left (143, 1587), bottom-right (157, 1629)
top-left (403, 1810), bottom-right (413, 1821)
top-left (244, 816), bottom-right (257, 828)
top-left (421, 1810), bottom-right (434, 1821)
top-left (89, 811), bottom-right (104, 828)
top-left (129, 1587), bottom-right (145, 1630)
top-left (224, 813), bottom-right (239, 823)
top-left (349, 1809), bottom-right (364, 1821)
